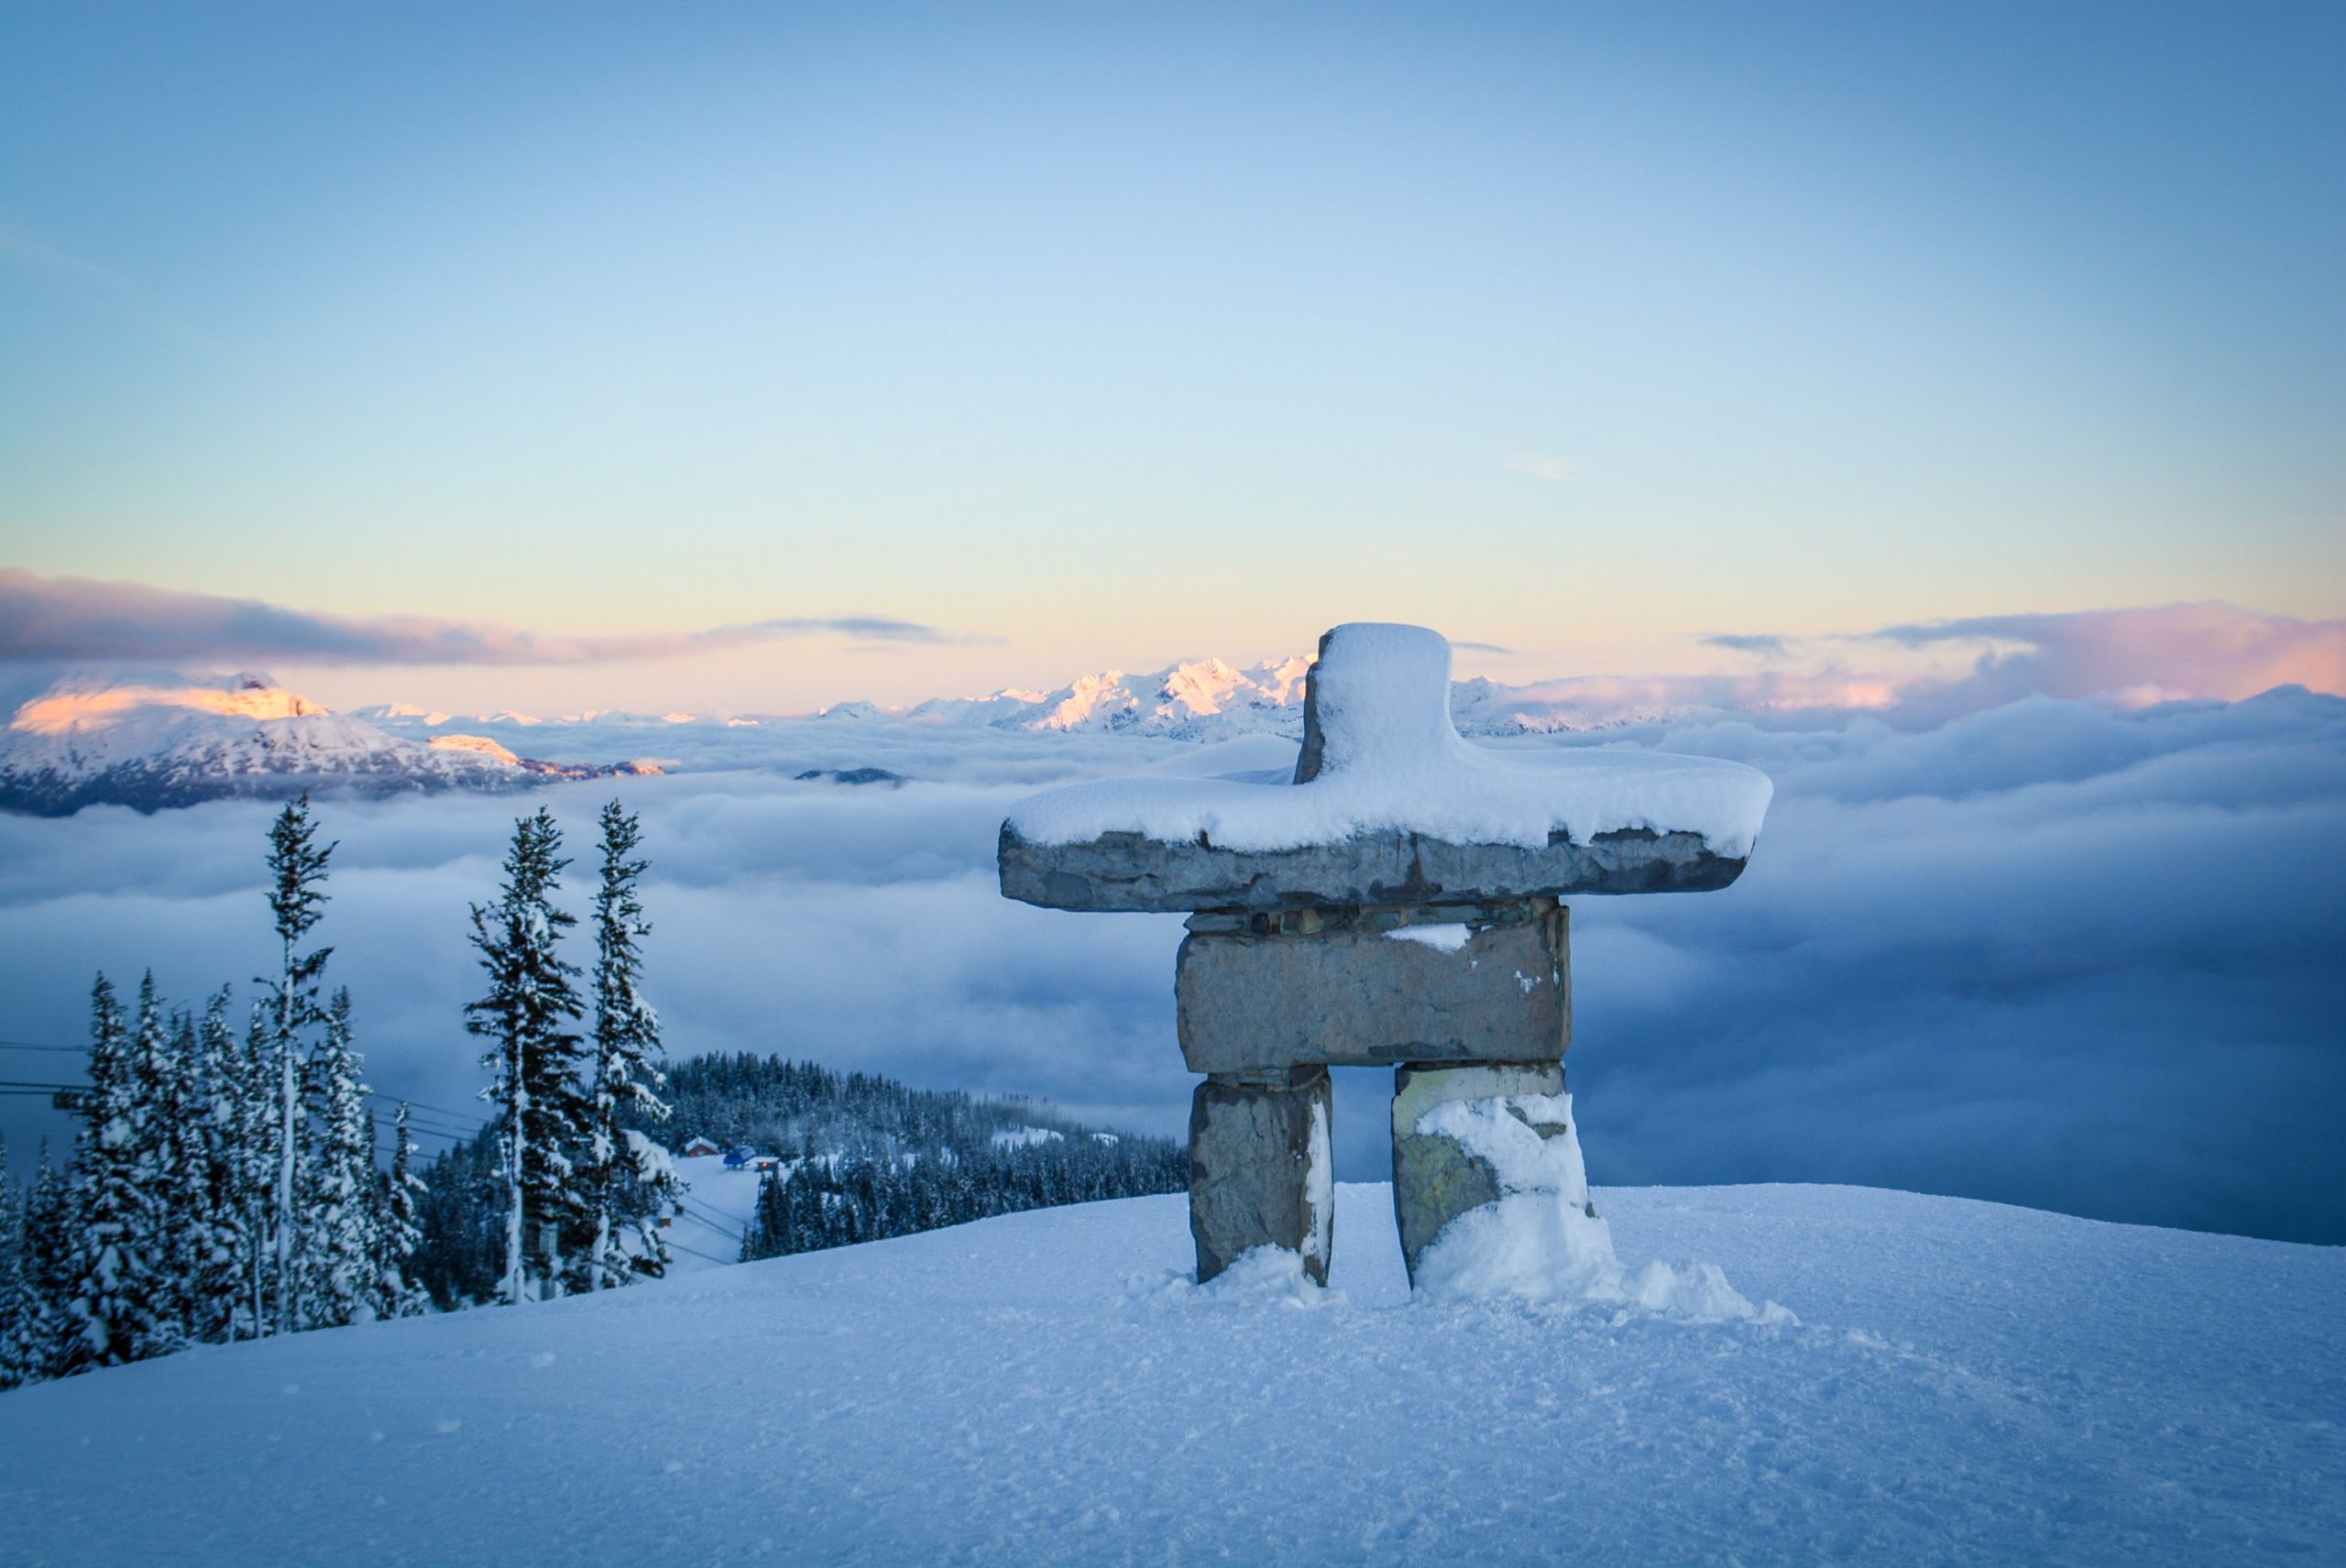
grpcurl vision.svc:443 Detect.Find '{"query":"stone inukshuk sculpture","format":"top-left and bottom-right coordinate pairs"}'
top-left (998, 624), bottom-right (1771, 1289)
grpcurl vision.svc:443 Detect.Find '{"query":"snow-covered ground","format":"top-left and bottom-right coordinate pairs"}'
top-left (1, 1183), bottom-right (2338, 1566)
top-left (659, 1154), bottom-right (762, 1270)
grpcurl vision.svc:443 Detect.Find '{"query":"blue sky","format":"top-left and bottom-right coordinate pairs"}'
top-left (2, 2), bottom-right (2341, 712)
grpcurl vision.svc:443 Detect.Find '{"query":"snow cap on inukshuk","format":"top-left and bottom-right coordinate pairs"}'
top-left (999, 621), bottom-right (1772, 914)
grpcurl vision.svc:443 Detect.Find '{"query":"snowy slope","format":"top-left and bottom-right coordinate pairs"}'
top-left (660, 1153), bottom-right (763, 1269)
top-left (0, 673), bottom-right (654, 815)
top-left (1, 1183), bottom-right (2337, 1567)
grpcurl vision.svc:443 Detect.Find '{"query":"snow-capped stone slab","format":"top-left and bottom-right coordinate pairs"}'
top-left (999, 624), bottom-right (1771, 913)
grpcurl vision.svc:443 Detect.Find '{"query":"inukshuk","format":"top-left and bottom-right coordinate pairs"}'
top-left (998, 624), bottom-right (1772, 1289)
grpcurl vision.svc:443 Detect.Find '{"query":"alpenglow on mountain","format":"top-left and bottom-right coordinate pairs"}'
top-left (0, 671), bottom-right (657, 816)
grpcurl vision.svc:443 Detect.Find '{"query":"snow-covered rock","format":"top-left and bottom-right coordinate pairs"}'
top-left (0, 1183), bottom-right (2334, 1565)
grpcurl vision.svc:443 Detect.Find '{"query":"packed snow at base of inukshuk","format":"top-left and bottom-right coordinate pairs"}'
top-left (1002, 623), bottom-right (1783, 1315)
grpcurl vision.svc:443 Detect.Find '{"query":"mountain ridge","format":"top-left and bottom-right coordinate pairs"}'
top-left (0, 670), bottom-right (658, 816)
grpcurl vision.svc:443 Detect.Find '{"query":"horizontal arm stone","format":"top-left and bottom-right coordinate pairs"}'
top-left (999, 824), bottom-right (1745, 914)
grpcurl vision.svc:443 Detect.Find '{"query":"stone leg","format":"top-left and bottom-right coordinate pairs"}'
top-left (1390, 1060), bottom-right (1567, 1283)
top-left (1189, 1066), bottom-right (1333, 1285)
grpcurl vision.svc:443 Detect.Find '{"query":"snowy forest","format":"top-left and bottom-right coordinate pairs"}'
top-left (406, 1056), bottom-right (1189, 1293)
top-left (0, 795), bottom-right (1186, 1388)
top-left (0, 795), bottom-right (681, 1388)
top-left (677, 1055), bottom-right (1189, 1260)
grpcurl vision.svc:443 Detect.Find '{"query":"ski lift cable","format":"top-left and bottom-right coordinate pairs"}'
top-left (3, 1038), bottom-right (492, 1132)
top-left (661, 1239), bottom-right (739, 1267)
top-left (674, 1201), bottom-right (738, 1234)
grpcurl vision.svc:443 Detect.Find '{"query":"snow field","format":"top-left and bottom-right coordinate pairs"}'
top-left (0, 1182), bottom-right (2338, 1567)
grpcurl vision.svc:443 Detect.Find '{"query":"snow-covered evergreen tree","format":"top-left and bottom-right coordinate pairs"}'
top-left (18, 1146), bottom-right (73, 1382)
top-left (300, 988), bottom-right (380, 1327)
top-left (377, 1103), bottom-right (430, 1318)
top-left (578, 799), bottom-right (682, 1289)
top-left (0, 1135), bottom-right (36, 1389)
top-left (189, 989), bottom-right (255, 1344)
top-left (259, 795), bottom-right (335, 1335)
top-left (237, 1003), bottom-right (280, 1335)
top-left (136, 998), bottom-right (198, 1354)
top-left (466, 806), bottom-right (590, 1305)
top-left (63, 974), bottom-right (156, 1370)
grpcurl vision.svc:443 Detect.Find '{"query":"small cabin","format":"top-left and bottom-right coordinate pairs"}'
top-left (681, 1136), bottom-right (720, 1158)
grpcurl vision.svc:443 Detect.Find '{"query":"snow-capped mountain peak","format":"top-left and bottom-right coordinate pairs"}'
top-left (10, 672), bottom-right (327, 735)
top-left (0, 671), bottom-right (651, 816)
top-left (852, 654), bottom-right (1327, 741)
top-left (427, 732), bottom-right (525, 767)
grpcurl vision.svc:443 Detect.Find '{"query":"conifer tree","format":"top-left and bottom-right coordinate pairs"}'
top-left (301, 988), bottom-right (380, 1327)
top-left (579, 800), bottom-right (681, 1288)
top-left (238, 1003), bottom-right (279, 1335)
top-left (0, 1135), bottom-right (35, 1389)
top-left (260, 795), bottom-right (334, 1334)
top-left (64, 974), bottom-right (154, 1370)
top-left (466, 806), bottom-right (589, 1304)
top-left (191, 989), bottom-right (255, 1343)
top-left (20, 1146), bottom-right (73, 1382)
top-left (138, 999), bottom-right (197, 1353)
top-left (377, 1103), bottom-right (430, 1318)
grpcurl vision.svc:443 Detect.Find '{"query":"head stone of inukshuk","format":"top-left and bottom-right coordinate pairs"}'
top-left (998, 623), bottom-right (1772, 1289)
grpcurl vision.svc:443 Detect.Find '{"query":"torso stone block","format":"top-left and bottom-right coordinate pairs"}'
top-left (1177, 902), bottom-right (1568, 1073)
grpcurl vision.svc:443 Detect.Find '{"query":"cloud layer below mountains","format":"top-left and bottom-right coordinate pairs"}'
top-left (3, 680), bottom-right (2340, 1245)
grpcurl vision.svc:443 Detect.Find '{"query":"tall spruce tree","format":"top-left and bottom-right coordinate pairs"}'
top-left (141, 1003), bottom-right (199, 1353)
top-left (260, 795), bottom-right (334, 1334)
top-left (466, 806), bottom-right (590, 1304)
top-left (64, 974), bottom-right (154, 1370)
top-left (0, 1135), bottom-right (34, 1389)
top-left (579, 800), bottom-right (681, 1288)
top-left (191, 989), bottom-right (255, 1344)
top-left (238, 1003), bottom-right (280, 1335)
top-left (301, 988), bottom-right (380, 1327)
top-left (377, 1104), bottom-right (430, 1318)
top-left (20, 1146), bottom-right (73, 1382)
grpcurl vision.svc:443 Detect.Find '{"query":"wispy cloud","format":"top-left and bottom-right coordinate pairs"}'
top-left (1482, 603), bottom-right (2346, 731)
top-left (0, 568), bottom-right (1000, 667)
top-left (1703, 632), bottom-right (1792, 657)
top-left (1869, 603), bottom-right (2346, 710)
top-left (1500, 454), bottom-right (1578, 482)
top-left (1451, 640), bottom-right (1514, 655)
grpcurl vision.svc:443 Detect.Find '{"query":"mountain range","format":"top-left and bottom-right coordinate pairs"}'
top-left (356, 654), bottom-right (1619, 741)
top-left (0, 653), bottom-right (1661, 814)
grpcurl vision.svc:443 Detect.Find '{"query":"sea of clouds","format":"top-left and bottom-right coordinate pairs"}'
top-left (3, 676), bottom-right (2340, 1245)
